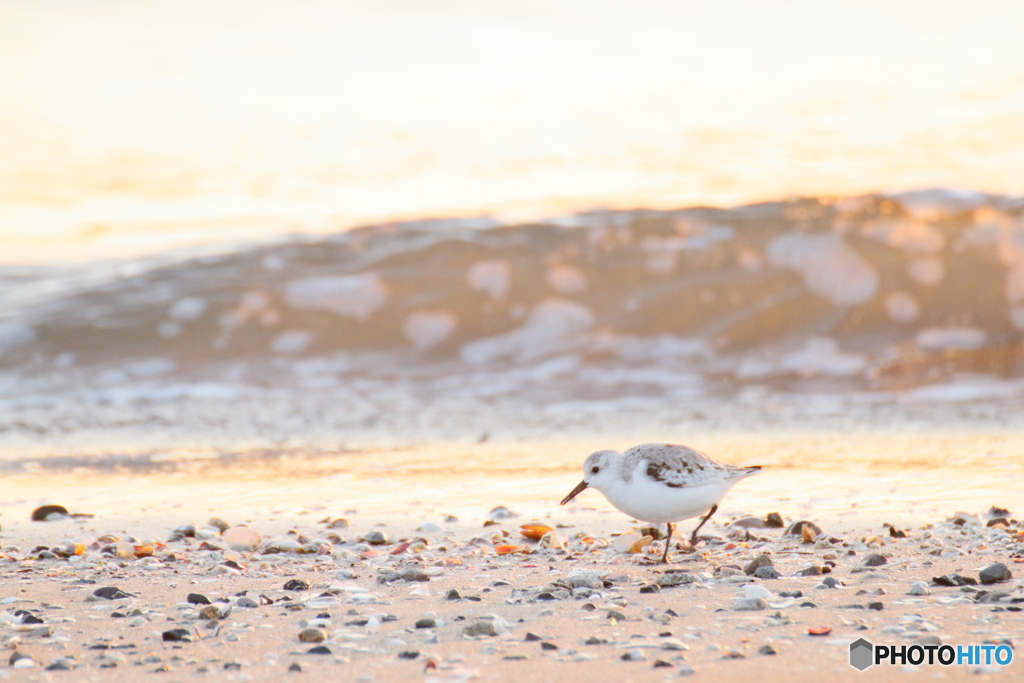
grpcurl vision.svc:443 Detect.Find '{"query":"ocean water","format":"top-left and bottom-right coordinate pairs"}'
top-left (3, 2), bottom-right (1024, 510)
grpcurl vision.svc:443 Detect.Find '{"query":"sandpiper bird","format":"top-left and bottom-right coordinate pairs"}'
top-left (560, 443), bottom-right (762, 563)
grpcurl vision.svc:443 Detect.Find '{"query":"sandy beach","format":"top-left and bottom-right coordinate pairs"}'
top-left (2, 414), bottom-right (1022, 682)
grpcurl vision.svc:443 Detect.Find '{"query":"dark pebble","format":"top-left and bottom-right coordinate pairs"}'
top-left (933, 574), bottom-right (977, 587)
top-left (111, 612), bottom-right (126, 619)
top-left (868, 602), bottom-right (884, 610)
top-left (765, 512), bottom-right (784, 528)
top-left (397, 651), bottom-right (419, 660)
top-left (606, 610), bottom-right (627, 621)
top-left (20, 614), bottom-right (44, 624)
top-left (306, 646), bottom-right (332, 655)
top-left (639, 585), bottom-right (660, 594)
top-left (584, 636), bottom-right (608, 645)
top-left (223, 560), bottom-right (242, 570)
top-left (779, 591), bottom-right (803, 598)
top-left (94, 587), bottom-right (133, 600)
top-left (758, 645), bottom-right (777, 655)
top-left (503, 655), bottom-right (529, 661)
top-left (653, 660), bottom-right (673, 668)
top-left (524, 633), bottom-right (542, 641)
top-left (656, 572), bottom-right (696, 587)
top-left (536, 592), bottom-right (557, 601)
top-left (884, 523), bottom-right (908, 538)
top-left (414, 618), bottom-right (437, 629)
top-left (187, 593), bottom-right (211, 605)
top-left (979, 563), bottom-right (1012, 585)
top-left (288, 663), bottom-right (303, 672)
top-left (540, 642), bottom-right (558, 650)
top-left (799, 601), bottom-right (818, 608)
top-left (665, 608), bottom-right (679, 617)
top-left (743, 554), bottom-right (774, 575)
top-left (784, 520), bottom-right (821, 537)
top-left (818, 577), bottom-right (840, 589)
top-left (283, 580), bottom-right (310, 591)
top-left (45, 661), bottom-right (72, 671)
top-left (863, 554), bottom-right (887, 567)
top-left (795, 567), bottom-right (824, 577)
top-left (161, 629), bottom-right (192, 642)
top-left (754, 566), bottom-right (781, 580)
top-left (445, 589), bottom-right (462, 600)
top-left (223, 662), bottom-right (242, 671)
top-left (31, 505), bottom-right (70, 521)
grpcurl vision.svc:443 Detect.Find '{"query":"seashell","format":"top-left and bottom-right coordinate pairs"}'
top-left (520, 524), bottom-right (554, 540)
top-left (495, 545), bottom-right (526, 555)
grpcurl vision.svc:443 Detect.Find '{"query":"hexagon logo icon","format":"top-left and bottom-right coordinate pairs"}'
top-left (849, 638), bottom-right (874, 671)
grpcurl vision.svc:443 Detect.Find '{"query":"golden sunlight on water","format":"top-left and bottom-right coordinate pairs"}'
top-left (2, 0), bottom-right (1024, 263)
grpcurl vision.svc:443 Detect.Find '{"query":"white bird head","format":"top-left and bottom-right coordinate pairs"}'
top-left (560, 449), bottom-right (618, 505)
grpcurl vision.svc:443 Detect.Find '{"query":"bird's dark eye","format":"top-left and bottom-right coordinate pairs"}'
top-left (591, 466), bottom-right (600, 474)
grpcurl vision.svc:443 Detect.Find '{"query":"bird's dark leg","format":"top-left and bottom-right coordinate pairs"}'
top-left (689, 504), bottom-right (718, 545)
top-left (661, 522), bottom-right (674, 564)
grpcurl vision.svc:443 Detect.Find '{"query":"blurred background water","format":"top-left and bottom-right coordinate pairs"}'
top-left (2, 1), bottom-right (1024, 487)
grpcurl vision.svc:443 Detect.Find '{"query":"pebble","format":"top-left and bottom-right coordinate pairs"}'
top-left (753, 566), bottom-right (781, 580)
top-left (378, 567), bottom-right (429, 584)
top-left (660, 639), bottom-right (690, 651)
top-left (678, 665), bottom-right (696, 676)
top-left (298, 628), bottom-right (326, 643)
top-left (733, 597), bottom-right (767, 611)
top-left (415, 618), bottom-right (437, 629)
top-left (283, 579), bottom-right (310, 591)
top-left (743, 554), bottom-right (774, 575)
top-left (758, 644), bottom-right (777, 655)
top-left (187, 593), bottom-right (211, 605)
top-left (863, 553), bottom-right (888, 567)
top-left (306, 646), bottom-right (332, 655)
top-left (932, 574), bottom-right (977, 587)
top-left (93, 587), bottom-right (132, 600)
top-left (978, 562), bottom-right (1012, 584)
top-left (908, 581), bottom-right (931, 596)
top-left (362, 530), bottom-right (389, 545)
top-left (657, 572), bottom-right (696, 588)
top-left (621, 649), bottom-right (645, 661)
top-left (223, 525), bottom-right (262, 550)
top-left (745, 585), bottom-right (772, 600)
top-left (463, 621), bottom-right (498, 637)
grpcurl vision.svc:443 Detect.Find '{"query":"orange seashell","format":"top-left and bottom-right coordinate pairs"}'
top-left (389, 542), bottom-right (411, 556)
top-left (495, 544), bottom-right (523, 555)
top-left (628, 535), bottom-right (654, 553)
top-left (73, 544), bottom-right (86, 556)
top-left (133, 545), bottom-right (155, 558)
top-left (807, 627), bottom-right (832, 636)
top-left (520, 524), bottom-right (554, 540)
top-left (723, 543), bottom-right (737, 550)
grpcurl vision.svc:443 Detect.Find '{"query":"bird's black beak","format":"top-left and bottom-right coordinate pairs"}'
top-left (560, 480), bottom-right (588, 506)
